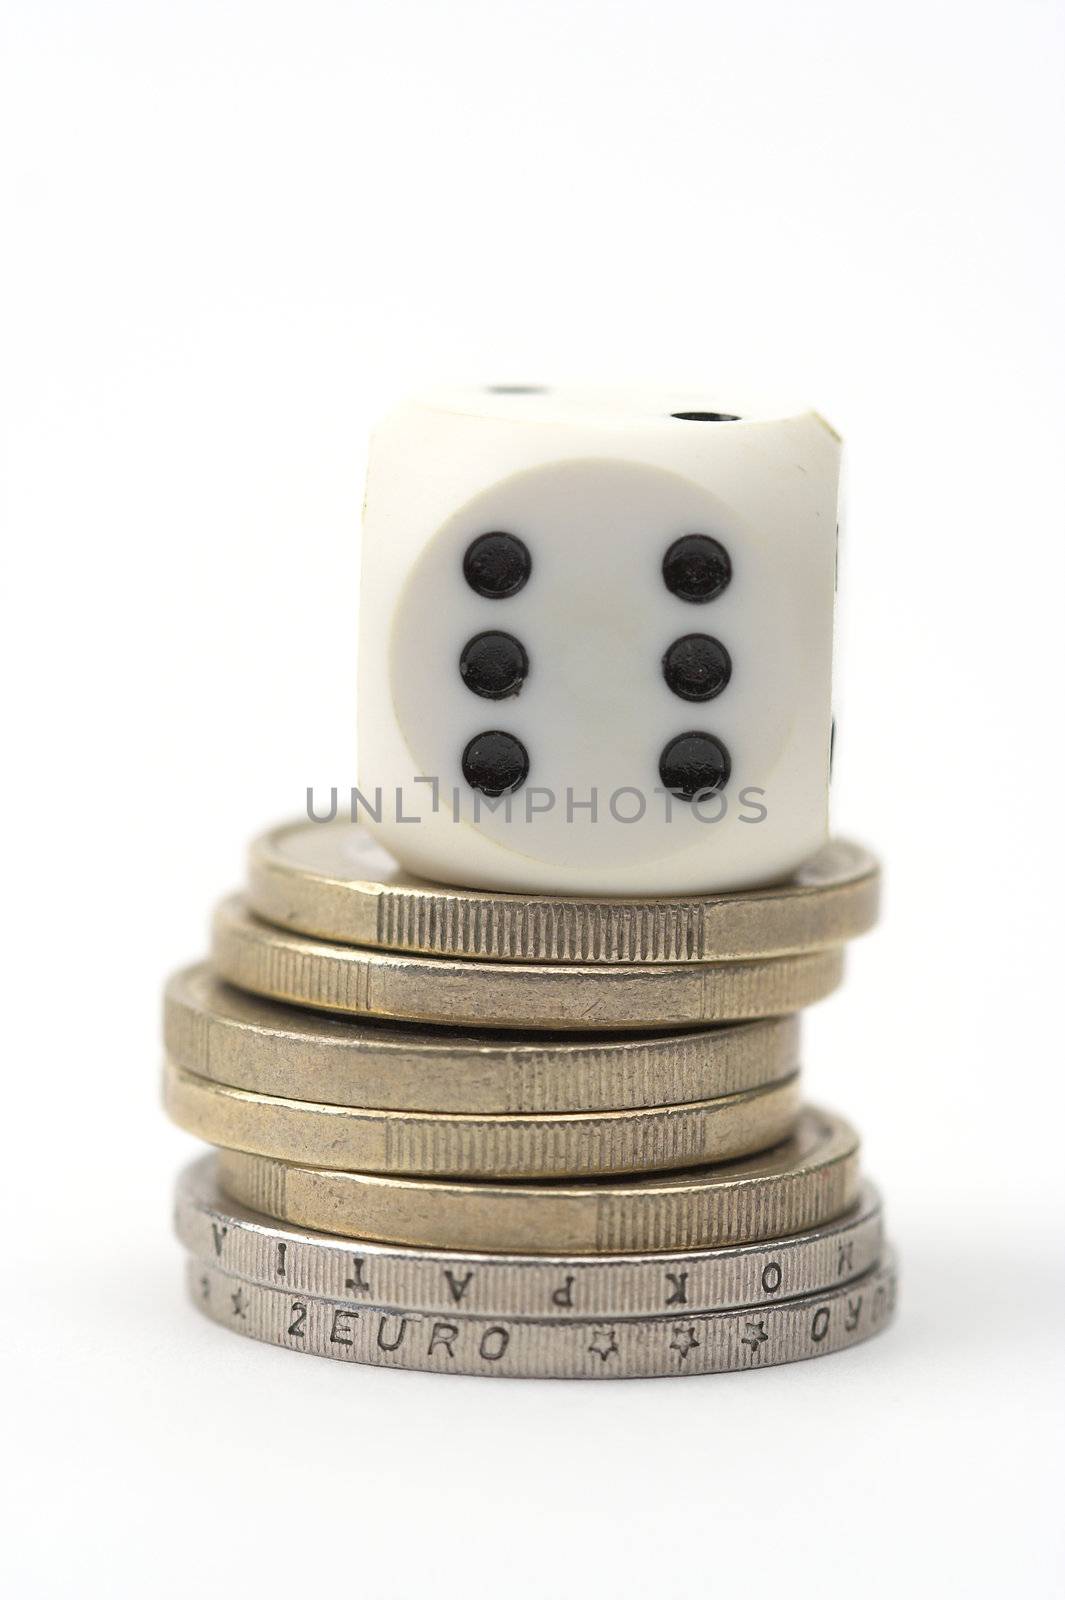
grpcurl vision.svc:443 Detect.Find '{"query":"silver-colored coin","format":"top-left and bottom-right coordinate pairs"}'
top-left (165, 965), bottom-right (800, 1115)
top-left (186, 1252), bottom-right (897, 1378)
top-left (177, 1153), bottom-right (884, 1318)
top-left (249, 821), bottom-right (880, 963)
top-left (217, 1107), bottom-right (860, 1254)
top-left (164, 1058), bottom-right (801, 1180)
top-left (212, 896), bottom-right (845, 1031)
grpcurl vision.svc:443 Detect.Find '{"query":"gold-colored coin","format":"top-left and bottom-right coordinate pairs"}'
top-left (164, 1059), bottom-right (801, 1180)
top-left (249, 821), bottom-right (880, 963)
top-left (177, 1154), bottom-right (885, 1319)
top-left (212, 897), bottom-right (844, 1031)
top-left (165, 966), bottom-right (800, 1114)
top-left (217, 1106), bottom-right (859, 1254)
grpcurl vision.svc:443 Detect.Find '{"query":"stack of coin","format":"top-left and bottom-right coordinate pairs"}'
top-left (166, 819), bottom-right (895, 1377)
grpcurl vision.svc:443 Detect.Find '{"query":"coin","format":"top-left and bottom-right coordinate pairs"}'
top-left (249, 821), bottom-right (880, 963)
top-left (165, 965), bottom-right (801, 1115)
top-left (212, 897), bottom-right (845, 1031)
top-left (217, 1106), bottom-right (859, 1253)
top-left (186, 1251), bottom-right (896, 1377)
top-left (177, 1154), bottom-right (884, 1318)
top-left (164, 1059), bottom-right (801, 1179)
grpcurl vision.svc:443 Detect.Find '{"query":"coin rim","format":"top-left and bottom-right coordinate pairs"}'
top-left (164, 1059), bottom-right (802, 1179)
top-left (212, 897), bottom-right (846, 1031)
top-left (216, 1105), bottom-right (861, 1254)
top-left (177, 1153), bottom-right (884, 1318)
top-left (165, 964), bottom-right (803, 1114)
top-left (249, 822), bottom-right (880, 963)
top-left (186, 1251), bottom-right (897, 1378)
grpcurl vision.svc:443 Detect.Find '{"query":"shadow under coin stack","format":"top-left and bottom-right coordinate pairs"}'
top-left (165, 818), bottom-right (896, 1378)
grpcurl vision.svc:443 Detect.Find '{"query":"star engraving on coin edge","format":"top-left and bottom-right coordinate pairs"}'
top-left (587, 1328), bottom-right (619, 1362)
top-left (669, 1326), bottom-right (700, 1360)
top-left (741, 1318), bottom-right (769, 1354)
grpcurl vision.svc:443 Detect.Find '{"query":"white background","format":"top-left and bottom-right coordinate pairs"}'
top-left (2, 2), bottom-right (1063, 1595)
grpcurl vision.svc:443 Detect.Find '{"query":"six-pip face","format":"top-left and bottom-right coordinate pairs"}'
top-left (359, 388), bottom-right (839, 893)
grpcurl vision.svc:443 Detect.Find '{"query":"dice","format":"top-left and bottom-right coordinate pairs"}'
top-left (357, 386), bottom-right (840, 895)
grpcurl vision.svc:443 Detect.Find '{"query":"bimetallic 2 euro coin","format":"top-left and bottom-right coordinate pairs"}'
top-left (187, 1252), bottom-right (897, 1378)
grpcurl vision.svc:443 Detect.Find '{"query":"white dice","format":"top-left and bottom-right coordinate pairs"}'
top-left (357, 386), bottom-right (840, 895)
